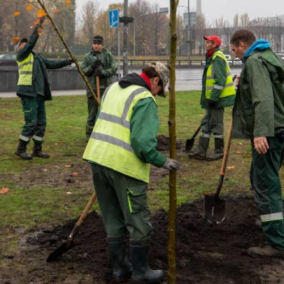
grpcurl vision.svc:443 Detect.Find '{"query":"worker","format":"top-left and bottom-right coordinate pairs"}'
top-left (230, 29), bottom-right (284, 257)
top-left (83, 62), bottom-right (179, 283)
top-left (15, 17), bottom-right (73, 160)
top-left (189, 35), bottom-right (236, 161)
top-left (81, 35), bottom-right (117, 142)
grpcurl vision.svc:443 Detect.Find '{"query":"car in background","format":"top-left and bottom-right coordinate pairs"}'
top-left (276, 53), bottom-right (284, 63)
top-left (0, 54), bottom-right (17, 66)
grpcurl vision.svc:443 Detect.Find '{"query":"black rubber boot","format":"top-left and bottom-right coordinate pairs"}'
top-left (32, 142), bottom-right (50, 158)
top-left (188, 136), bottom-right (210, 160)
top-left (14, 139), bottom-right (32, 160)
top-left (130, 241), bottom-right (164, 283)
top-left (207, 138), bottom-right (224, 161)
top-left (108, 236), bottom-right (132, 282)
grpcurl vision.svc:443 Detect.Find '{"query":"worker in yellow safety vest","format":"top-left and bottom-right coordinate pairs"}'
top-left (83, 62), bottom-right (179, 283)
top-left (189, 35), bottom-right (236, 161)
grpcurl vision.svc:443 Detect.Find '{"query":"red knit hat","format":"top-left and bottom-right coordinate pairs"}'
top-left (204, 35), bottom-right (222, 47)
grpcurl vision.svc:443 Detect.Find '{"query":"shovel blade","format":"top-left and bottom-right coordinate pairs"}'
top-left (204, 194), bottom-right (226, 224)
top-left (185, 139), bottom-right (195, 153)
top-left (46, 239), bottom-right (75, 262)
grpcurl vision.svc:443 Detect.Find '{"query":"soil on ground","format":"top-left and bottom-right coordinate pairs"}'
top-left (2, 196), bottom-right (284, 284)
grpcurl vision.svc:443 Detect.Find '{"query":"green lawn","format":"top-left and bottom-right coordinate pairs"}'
top-left (0, 91), bottom-right (264, 235)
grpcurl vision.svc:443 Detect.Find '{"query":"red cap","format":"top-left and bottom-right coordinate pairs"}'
top-left (204, 35), bottom-right (222, 47)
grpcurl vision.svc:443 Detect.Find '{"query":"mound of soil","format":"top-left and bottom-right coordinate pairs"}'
top-left (25, 195), bottom-right (284, 284)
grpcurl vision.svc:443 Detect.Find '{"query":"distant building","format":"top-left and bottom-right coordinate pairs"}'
top-left (196, 0), bottom-right (202, 16)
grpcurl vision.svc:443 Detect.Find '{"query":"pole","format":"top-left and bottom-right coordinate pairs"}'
top-left (156, 11), bottom-right (158, 56)
top-left (133, 20), bottom-right (136, 57)
top-left (187, 0), bottom-right (190, 55)
top-left (123, 0), bottom-right (128, 76)
top-left (118, 30), bottom-right (121, 79)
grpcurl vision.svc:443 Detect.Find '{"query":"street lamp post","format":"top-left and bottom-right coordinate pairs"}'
top-left (133, 7), bottom-right (168, 57)
top-left (178, 1), bottom-right (191, 55)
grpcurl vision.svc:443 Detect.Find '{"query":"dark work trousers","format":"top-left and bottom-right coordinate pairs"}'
top-left (91, 163), bottom-right (153, 241)
top-left (250, 134), bottom-right (284, 250)
top-left (86, 88), bottom-right (106, 139)
top-left (19, 95), bottom-right (46, 143)
top-left (200, 108), bottom-right (224, 139)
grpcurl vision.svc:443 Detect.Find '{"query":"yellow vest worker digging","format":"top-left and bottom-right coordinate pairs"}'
top-left (205, 50), bottom-right (235, 99)
top-left (83, 83), bottom-right (156, 183)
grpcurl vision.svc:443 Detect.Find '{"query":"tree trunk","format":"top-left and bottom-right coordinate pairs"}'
top-left (167, 0), bottom-right (179, 283)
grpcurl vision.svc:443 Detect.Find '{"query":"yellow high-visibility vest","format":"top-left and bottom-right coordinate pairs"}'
top-left (17, 53), bottom-right (34, 86)
top-left (83, 82), bottom-right (156, 183)
top-left (205, 51), bottom-right (236, 99)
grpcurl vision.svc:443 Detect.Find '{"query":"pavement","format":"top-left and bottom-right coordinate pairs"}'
top-left (0, 68), bottom-right (243, 98)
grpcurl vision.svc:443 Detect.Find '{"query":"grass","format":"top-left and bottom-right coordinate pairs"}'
top-left (1, 91), bottom-right (282, 235)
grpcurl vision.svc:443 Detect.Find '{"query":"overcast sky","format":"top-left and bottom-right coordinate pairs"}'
top-left (76, 0), bottom-right (284, 24)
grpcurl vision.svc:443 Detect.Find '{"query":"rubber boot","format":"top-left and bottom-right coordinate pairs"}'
top-left (188, 136), bottom-right (210, 160)
top-left (130, 241), bottom-right (164, 283)
top-left (108, 236), bottom-right (132, 282)
top-left (14, 139), bottom-right (32, 160)
top-left (207, 138), bottom-right (224, 161)
top-left (32, 142), bottom-right (50, 158)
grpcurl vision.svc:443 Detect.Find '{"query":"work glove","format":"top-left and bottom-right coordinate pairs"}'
top-left (66, 58), bottom-right (74, 65)
top-left (208, 99), bottom-right (218, 108)
top-left (94, 66), bottom-right (104, 77)
top-left (162, 158), bottom-right (179, 171)
top-left (92, 59), bottom-right (103, 70)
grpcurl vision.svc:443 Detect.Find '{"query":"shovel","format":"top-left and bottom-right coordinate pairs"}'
top-left (46, 192), bottom-right (97, 262)
top-left (96, 76), bottom-right (101, 102)
top-left (204, 121), bottom-right (233, 224)
top-left (185, 125), bottom-right (201, 153)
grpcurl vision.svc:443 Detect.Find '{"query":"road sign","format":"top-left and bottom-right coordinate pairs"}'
top-left (109, 10), bottom-right (119, 28)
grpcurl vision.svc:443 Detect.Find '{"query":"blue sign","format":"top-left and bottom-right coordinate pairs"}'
top-left (109, 10), bottom-right (119, 28)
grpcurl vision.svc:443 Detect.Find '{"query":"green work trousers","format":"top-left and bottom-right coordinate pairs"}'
top-left (86, 89), bottom-right (106, 138)
top-left (200, 108), bottom-right (224, 139)
top-left (20, 95), bottom-right (46, 143)
top-left (251, 134), bottom-right (284, 250)
top-left (91, 163), bottom-right (153, 241)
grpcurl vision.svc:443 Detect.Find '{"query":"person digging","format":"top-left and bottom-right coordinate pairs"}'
top-left (189, 35), bottom-right (235, 161)
top-left (231, 29), bottom-right (284, 257)
top-left (83, 62), bottom-right (179, 283)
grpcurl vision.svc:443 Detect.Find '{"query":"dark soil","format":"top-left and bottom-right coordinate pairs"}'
top-left (11, 195), bottom-right (283, 284)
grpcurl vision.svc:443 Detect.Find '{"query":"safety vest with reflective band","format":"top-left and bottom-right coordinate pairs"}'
top-left (17, 53), bottom-right (34, 86)
top-left (205, 51), bottom-right (235, 99)
top-left (83, 83), bottom-right (156, 183)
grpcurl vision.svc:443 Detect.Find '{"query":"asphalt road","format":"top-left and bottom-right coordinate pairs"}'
top-left (0, 68), bottom-right (243, 98)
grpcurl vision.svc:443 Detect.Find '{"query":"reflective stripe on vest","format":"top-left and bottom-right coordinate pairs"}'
top-left (205, 51), bottom-right (236, 99)
top-left (17, 53), bottom-right (34, 86)
top-left (83, 83), bottom-right (156, 183)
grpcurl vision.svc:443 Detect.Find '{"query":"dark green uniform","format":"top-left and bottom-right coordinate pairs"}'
top-left (17, 25), bottom-right (70, 143)
top-left (189, 47), bottom-right (235, 160)
top-left (81, 49), bottom-right (117, 139)
top-left (233, 45), bottom-right (284, 250)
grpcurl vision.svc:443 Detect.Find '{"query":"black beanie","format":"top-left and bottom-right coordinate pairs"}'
top-left (93, 35), bottom-right (104, 45)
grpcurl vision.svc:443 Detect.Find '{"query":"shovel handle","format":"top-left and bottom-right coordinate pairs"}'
top-left (192, 125), bottom-right (201, 139)
top-left (96, 77), bottom-right (101, 103)
top-left (220, 121), bottom-right (233, 176)
top-left (75, 192), bottom-right (97, 227)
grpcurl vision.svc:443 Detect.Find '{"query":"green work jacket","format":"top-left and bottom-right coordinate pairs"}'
top-left (233, 48), bottom-right (284, 139)
top-left (80, 49), bottom-right (117, 98)
top-left (16, 25), bottom-right (70, 101)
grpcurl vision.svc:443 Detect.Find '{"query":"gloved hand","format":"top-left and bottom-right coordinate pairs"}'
top-left (208, 99), bottom-right (218, 108)
top-left (92, 60), bottom-right (103, 70)
top-left (162, 158), bottom-right (179, 171)
top-left (66, 58), bottom-right (74, 65)
top-left (95, 66), bottom-right (104, 77)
